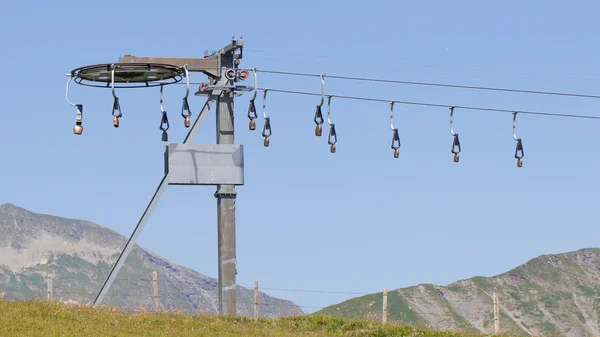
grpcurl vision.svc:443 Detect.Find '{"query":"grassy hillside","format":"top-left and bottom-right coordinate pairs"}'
top-left (318, 248), bottom-right (600, 337)
top-left (0, 299), bottom-right (510, 337)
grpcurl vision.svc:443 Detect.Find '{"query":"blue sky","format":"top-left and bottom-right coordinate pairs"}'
top-left (3, 0), bottom-right (600, 313)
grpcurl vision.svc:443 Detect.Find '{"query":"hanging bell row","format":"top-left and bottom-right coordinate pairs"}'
top-left (66, 65), bottom-right (192, 139)
top-left (113, 69), bottom-right (191, 142)
top-left (449, 107), bottom-right (526, 167)
top-left (241, 81), bottom-right (525, 166)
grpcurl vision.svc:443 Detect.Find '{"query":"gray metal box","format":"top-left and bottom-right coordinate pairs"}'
top-left (164, 144), bottom-right (244, 185)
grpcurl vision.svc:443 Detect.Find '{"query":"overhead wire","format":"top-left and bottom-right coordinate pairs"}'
top-left (254, 69), bottom-right (600, 100)
top-left (180, 68), bottom-right (600, 121)
top-left (253, 87), bottom-right (600, 121)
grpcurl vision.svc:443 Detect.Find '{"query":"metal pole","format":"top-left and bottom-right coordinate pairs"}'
top-left (215, 51), bottom-right (237, 316)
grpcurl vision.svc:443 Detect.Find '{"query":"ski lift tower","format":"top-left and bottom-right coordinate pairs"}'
top-left (65, 37), bottom-right (250, 316)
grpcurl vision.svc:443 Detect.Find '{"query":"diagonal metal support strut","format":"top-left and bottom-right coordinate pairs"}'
top-left (91, 81), bottom-right (226, 307)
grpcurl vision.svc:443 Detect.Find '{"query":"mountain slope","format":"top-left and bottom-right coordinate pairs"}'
top-left (317, 248), bottom-right (600, 337)
top-left (0, 203), bottom-right (302, 317)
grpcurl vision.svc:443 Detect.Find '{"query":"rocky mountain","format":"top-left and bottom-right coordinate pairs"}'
top-left (0, 203), bottom-right (302, 317)
top-left (318, 248), bottom-right (600, 337)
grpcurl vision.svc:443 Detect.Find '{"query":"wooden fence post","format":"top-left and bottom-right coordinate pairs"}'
top-left (493, 292), bottom-right (500, 333)
top-left (382, 288), bottom-right (388, 324)
top-left (152, 271), bottom-right (159, 313)
top-left (46, 273), bottom-right (53, 300)
top-left (254, 280), bottom-right (259, 321)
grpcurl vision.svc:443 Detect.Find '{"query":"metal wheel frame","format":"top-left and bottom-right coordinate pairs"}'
top-left (70, 63), bottom-right (184, 88)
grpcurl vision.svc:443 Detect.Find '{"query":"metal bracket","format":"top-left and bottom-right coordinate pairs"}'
top-left (214, 189), bottom-right (238, 199)
top-left (195, 84), bottom-right (254, 97)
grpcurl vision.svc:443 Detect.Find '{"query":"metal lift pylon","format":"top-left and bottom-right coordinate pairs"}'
top-left (77, 38), bottom-right (248, 317)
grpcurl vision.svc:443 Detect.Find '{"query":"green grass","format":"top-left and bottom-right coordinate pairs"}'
top-left (0, 299), bottom-right (511, 337)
